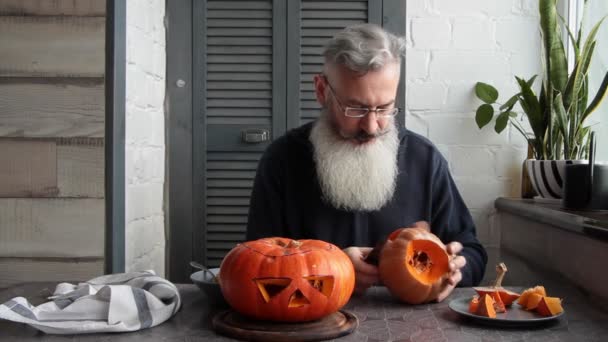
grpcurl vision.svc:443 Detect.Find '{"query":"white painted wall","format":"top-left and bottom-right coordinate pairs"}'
top-left (125, 0), bottom-right (166, 275)
top-left (406, 0), bottom-right (543, 247)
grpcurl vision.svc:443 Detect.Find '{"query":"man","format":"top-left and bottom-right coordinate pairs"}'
top-left (246, 24), bottom-right (487, 301)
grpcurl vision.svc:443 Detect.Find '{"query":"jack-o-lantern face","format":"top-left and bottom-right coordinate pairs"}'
top-left (219, 238), bottom-right (355, 322)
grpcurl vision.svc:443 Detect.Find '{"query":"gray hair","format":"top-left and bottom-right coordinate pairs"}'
top-left (323, 23), bottom-right (406, 74)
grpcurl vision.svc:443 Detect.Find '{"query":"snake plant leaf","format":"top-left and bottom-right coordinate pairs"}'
top-left (499, 94), bottom-right (519, 111)
top-left (553, 93), bottom-right (570, 157)
top-left (571, 41), bottom-right (597, 111)
top-left (539, 0), bottom-right (568, 93)
top-left (495, 111), bottom-right (510, 133)
top-left (516, 76), bottom-right (543, 138)
top-left (475, 82), bottom-right (499, 104)
top-left (558, 12), bottom-right (580, 59)
top-left (583, 71), bottom-right (608, 119)
top-left (567, 16), bottom-right (605, 111)
top-left (476, 104), bottom-right (494, 128)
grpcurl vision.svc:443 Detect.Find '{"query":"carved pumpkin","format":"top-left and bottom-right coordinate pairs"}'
top-left (378, 227), bottom-right (450, 304)
top-left (219, 238), bottom-right (355, 322)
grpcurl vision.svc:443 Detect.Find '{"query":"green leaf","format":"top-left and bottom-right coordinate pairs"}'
top-left (526, 75), bottom-right (538, 87)
top-left (583, 71), bottom-right (608, 119)
top-left (539, 0), bottom-right (568, 93)
top-left (495, 111), bottom-right (510, 133)
top-left (475, 82), bottom-right (499, 103)
top-left (567, 16), bottom-right (606, 111)
top-left (508, 111), bottom-right (518, 118)
top-left (475, 104), bottom-right (494, 128)
top-left (558, 12), bottom-right (580, 60)
top-left (516, 77), bottom-right (543, 139)
top-left (500, 95), bottom-right (519, 111)
top-left (553, 93), bottom-right (570, 157)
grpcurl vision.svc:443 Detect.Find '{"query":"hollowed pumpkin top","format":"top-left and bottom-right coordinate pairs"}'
top-left (219, 238), bottom-right (355, 322)
top-left (379, 227), bottom-right (450, 304)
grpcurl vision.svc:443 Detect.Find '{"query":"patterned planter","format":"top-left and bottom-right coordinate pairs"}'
top-left (525, 159), bottom-right (586, 199)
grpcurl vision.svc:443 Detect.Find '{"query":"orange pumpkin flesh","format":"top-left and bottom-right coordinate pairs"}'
top-left (379, 227), bottom-right (450, 304)
top-left (536, 297), bottom-right (564, 317)
top-left (476, 294), bottom-right (497, 318)
top-left (474, 263), bottom-right (520, 307)
top-left (517, 286), bottom-right (546, 307)
top-left (219, 238), bottom-right (355, 322)
top-left (525, 293), bottom-right (544, 311)
top-left (468, 295), bottom-right (480, 313)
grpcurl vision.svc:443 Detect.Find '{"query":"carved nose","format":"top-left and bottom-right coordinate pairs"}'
top-left (288, 289), bottom-right (310, 308)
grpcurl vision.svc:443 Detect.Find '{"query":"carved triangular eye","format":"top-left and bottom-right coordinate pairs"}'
top-left (303, 276), bottom-right (334, 297)
top-left (288, 289), bottom-right (311, 308)
top-left (254, 278), bottom-right (291, 303)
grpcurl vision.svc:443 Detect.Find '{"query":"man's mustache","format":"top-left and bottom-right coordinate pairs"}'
top-left (340, 128), bottom-right (391, 142)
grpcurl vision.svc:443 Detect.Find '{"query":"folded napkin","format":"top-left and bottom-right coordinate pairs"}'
top-left (0, 270), bottom-right (181, 334)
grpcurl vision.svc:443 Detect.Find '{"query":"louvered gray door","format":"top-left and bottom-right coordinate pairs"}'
top-left (200, 0), bottom-right (286, 267)
top-left (197, 0), bottom-right (383, 267)
top-left (287, 0), bottom-right (382, 128)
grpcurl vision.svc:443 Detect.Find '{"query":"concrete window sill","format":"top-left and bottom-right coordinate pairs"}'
top-left (495, 197), bottom-right (608, 302)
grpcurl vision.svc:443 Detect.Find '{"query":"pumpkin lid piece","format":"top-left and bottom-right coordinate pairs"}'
top-left (474, 263), bottom-right (520, 306)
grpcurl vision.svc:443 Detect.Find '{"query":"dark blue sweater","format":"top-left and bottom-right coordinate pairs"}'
top-left (246, 122), bottom-right (487, 286)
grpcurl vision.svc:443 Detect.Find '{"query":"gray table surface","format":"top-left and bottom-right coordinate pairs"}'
top-left (2, 249), bottom-right (608, 341)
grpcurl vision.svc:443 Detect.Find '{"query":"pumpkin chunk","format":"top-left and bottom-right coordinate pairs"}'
top-left (476, 294), bottom-right (497, 318)
top-left (517, 286), bottom-right (546, 307)
top-left (536, 296), bottom-right (564, 317)
top-left (468, 295), bottom-right (480, 313)
top-left (525, 293), bottom-right (544, 311)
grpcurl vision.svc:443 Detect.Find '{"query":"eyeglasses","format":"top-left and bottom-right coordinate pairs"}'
top-left (322, 74), bottom-right (401, 118)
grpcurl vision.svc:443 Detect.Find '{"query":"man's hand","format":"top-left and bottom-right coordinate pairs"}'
top-left (343, 246), bottom-right (379, 294)
top-left (435, 241), bottom-right (467, 302)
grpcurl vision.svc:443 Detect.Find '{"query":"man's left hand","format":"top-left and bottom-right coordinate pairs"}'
top-left (435, 241), bottom-right (467, 302)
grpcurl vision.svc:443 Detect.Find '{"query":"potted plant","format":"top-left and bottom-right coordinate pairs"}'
top-left (474, 0), bottom-right (608, 199)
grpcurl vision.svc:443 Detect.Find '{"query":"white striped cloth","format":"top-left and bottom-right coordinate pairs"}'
top-left (0, 270), bottom-right (181, 334)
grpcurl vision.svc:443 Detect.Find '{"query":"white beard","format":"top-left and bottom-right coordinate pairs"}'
top-left (309, 114), bottom-right (400, 212)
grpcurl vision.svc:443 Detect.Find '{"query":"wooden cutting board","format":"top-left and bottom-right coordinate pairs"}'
top-left (212, 309), bottom-right (358, 342)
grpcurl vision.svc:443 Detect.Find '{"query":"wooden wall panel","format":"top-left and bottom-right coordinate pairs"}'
top-left (0, 258), bottom-right (104, 289)
top-left (0, 139), bottom-right (58, 197)
top-left (0, 0), bottom-right (106, 16)
top-left (57, 138), bottom-right (104, 198)
top-left (0, 138), bottom-right (105, 198)
top-left (0, 16), bottom-right (105, 77)
top-left (0, 78), bottom-right (104, 137)
top-left (0, 198), bottom-right (104, 258)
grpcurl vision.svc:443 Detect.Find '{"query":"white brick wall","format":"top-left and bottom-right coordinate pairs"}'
top-left (125, 0), bottom-right (166, 275)
top-left (406, 0), bottom-right (542, 247)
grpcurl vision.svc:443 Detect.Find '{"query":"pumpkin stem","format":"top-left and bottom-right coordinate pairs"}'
top-left (493, 262), bottom-right (508, 288)
top-left (286, 240), bottom-right (302, 249)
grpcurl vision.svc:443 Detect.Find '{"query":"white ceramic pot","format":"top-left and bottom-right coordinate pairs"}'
top-left (525, 159), bottom-right (587, 199)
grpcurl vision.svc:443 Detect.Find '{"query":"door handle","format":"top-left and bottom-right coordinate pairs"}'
top-left (242, 129), bottom-right (269, 144)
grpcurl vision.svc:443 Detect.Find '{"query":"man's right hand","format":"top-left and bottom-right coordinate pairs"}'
top-left (343, 246), bottom-right (380, 294)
